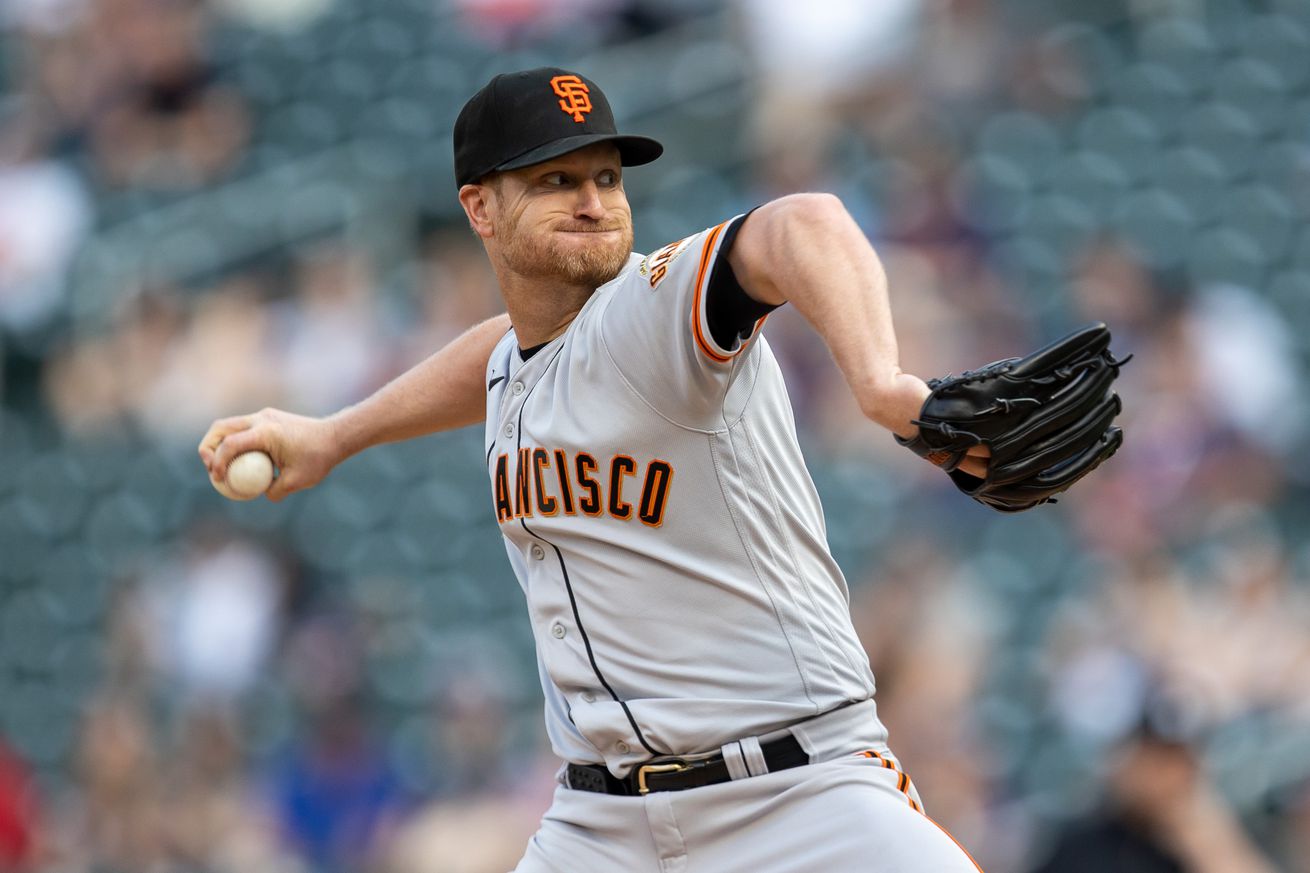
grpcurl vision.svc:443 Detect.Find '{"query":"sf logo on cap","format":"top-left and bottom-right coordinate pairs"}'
top-left (551, 75), bottom-right (592, 123)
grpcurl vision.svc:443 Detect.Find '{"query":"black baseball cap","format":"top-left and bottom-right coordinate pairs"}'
top-left (453, 67), bottom-right (663, 188)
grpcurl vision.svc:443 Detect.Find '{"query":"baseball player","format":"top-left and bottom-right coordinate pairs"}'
top-left (201, 68), bottom-right (993, 871)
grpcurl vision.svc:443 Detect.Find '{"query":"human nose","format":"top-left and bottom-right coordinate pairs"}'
top-left (574, 180), bottom-right (605, 220)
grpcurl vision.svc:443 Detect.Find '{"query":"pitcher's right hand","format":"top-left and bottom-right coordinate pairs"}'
top-left (199, 408), bottom-right (342, 502)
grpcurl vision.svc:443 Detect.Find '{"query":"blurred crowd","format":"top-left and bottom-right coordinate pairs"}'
top-left (3, 0), bottom-right (1310, 871)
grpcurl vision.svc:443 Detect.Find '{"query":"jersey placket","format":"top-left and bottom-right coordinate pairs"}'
top-left (492, 338), bottom-right (653, 763)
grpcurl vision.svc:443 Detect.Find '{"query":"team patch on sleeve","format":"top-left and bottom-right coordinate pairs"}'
top-left (638, 236), bottom-right (692, 289)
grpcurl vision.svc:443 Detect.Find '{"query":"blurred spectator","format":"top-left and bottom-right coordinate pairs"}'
top-left (269, 610), bottom-right (407, 872)
top-left (382, 678), bottom-right (557, 873)
top-left (1051, 518), bottom-right (1310, 735)
top-left (739, 0), bottom-right (920, 115)
top-left (11, 9), bottom-right (121, 154)
top-left (452, 0), bottom-right (685, 49)
top-left (214, 0), bottom-right (331, 31)
top-left (429, 677), bottom-right (520, 798)
top-left (0, 102), bottom-right (90, 332)
top-left (1286, 783), bottom-right (1310, 873)
top-left (270, 696), bottom-right (408, 873)
top-left (43, 246), bottom-right (400, 437)
top-left (275, 243), bottom-right (389, 415)
top-left (41, 277), bottom-right (281, 436)
top-left (850, 542), bottom-right (1024, 873)
top-left (52, 694), bottom-right (301, 872)
top-left (1183, 283), bottom-right (1306, 456)
top-left (406, 229), bottom-right (503, 356)
top-left (1069, 240), bottom-right (1171, 351)
top-left (911, 0), bottom-right (1008, 110)
top-left (109, 287), bottom-right (189, 424)
top-left (90, 0), bottom-right (249, 188)
top-left (382, 791), bottom-right (546, 873)
top-left (139, 524), bottom-right (286, 704)
top-left (738, 0), bottom-right (921, 216)
top-left (163, 707), bottom-right (301, 872)
top-left (58, 696), bottom-right (167, 871)
top-left (1068, 293), bottom-right (1290, 558)
top-left (139, 275), bottom-right (281, 436)
top-left (0, 0), bottom-right (90, 34)
top-left (1029, 707), bottom-right (1278, 873)
top-left (0, 736), bottom-right (39, 871)
top-left (42, 323), bottom-right (125, 434)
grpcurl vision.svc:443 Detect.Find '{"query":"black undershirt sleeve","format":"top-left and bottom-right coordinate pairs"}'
top-left (704, 208), bottom-right (780, 351)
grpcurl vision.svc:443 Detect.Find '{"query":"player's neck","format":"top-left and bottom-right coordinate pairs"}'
top-left (496, 270), bottom-right (595, 349)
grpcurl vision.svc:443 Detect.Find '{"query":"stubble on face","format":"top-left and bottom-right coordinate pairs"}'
top-left (494, 188), bottom-right (634, 289)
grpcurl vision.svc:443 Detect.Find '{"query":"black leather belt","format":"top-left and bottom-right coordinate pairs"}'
top-left (566, 733), bottom-right (810, 796)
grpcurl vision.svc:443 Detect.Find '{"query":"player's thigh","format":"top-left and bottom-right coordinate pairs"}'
top-left (511, 786), bottom-right (663, 873)
top-left (681, 757), bottom-right (982, 873)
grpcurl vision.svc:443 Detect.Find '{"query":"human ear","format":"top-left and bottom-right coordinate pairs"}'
top-left (459, 184), bottom-right (495, 239)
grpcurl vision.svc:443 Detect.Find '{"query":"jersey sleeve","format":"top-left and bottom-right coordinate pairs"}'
top-left (599, 212), bottom-right (779, 424)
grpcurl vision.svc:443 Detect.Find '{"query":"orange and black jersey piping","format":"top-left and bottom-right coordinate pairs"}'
top-left (703, 207), bottom-right (778, 351)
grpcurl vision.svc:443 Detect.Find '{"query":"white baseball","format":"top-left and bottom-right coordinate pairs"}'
top-left (219, 451), bottom-right (275, 500)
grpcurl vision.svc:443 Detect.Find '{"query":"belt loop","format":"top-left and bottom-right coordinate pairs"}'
top-left (739, 736), bottom-right (767, 776)
top-left (720, 740), bottom-right (750, 781)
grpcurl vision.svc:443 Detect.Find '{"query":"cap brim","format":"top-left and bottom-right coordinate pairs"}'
top-left (495, 133), bottom-right (663, 174)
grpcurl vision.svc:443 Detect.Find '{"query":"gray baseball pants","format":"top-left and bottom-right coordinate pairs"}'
top-left (512, 701), bottom-right (983, 873)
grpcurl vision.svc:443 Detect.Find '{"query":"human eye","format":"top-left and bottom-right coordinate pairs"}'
top-left (541, 172), bottom-right (569, 187)
top-left (598, 169), bottom-right (619, 187)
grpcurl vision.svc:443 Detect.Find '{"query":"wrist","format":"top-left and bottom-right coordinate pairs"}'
top-left (323, 407), bottom-right (364, 464)
top-left (859, 372), bottom-right (930, 438)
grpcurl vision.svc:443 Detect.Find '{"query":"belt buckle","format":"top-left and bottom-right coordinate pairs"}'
top-left (636, 760), bottom-right (692, 795)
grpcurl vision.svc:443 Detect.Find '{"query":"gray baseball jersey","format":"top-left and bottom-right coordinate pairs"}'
top-left (482, 214), bottom-right (877, 778)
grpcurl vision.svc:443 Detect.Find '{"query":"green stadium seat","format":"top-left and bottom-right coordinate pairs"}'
top-left (1022, 193), bottom-right (1098, 261)
top-left (979, 112), bottom-right (1062, 170)
top-left (1213, 59), bottom-right (1291, 137)
top-left (1049, 150), bottom-right (1131, 222)
top-left (1187, 227), bottom-right (1267, 289)
top-left (83, 492), bottom-right (164, 569)
top-left (15, 454), bottom-right (88, 540)
top-left (1137, 17), bottom-right (1221, 95)
top-left (1150, 146), bottom-right (1229, 227)
top-left (991, 236), bottom-right (1064, 287)
top-left (1270, 270), bottom-right (1310, 341)
top-left (1076, 107), bottom-right (1162, 182)
top-left (1, 680), bottom-right (80, 767)
top-left (1107, 62), bottom-right (1192, 127)
top-left (345, 530), bottom-right (427, 579)
top-left (1112, 188), bottom-right (1196, 268)
top-left (957, 153), bottom-right (1033, 234)
top-left (1179, 101), bottom-right (1261, 180)
top-left (1240, 14), bottom-right (1310, 90)
top-left (38, 543), bottom-right (111, 627)
top-left (1039, 22), bottom-right (1124, 101)
top-left (1225, 185), bottom-right (1297, 266)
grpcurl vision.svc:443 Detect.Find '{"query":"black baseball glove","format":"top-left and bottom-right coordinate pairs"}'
top-left (896, 322), bottom-right (1129, 513)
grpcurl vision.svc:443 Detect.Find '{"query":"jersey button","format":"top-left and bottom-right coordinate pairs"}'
top-left (581, 691), bottom-right (596, 703)
top-left (616, 741), bottom-right (631, 755)
top-left (550, 623), bottom-right (566, 639)
top-left (512, 381), bottom-right (525, 395)
top-left (503, 423), bottom-right (515, 438)
top-left (530, 544), bottom-right (546, 561)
